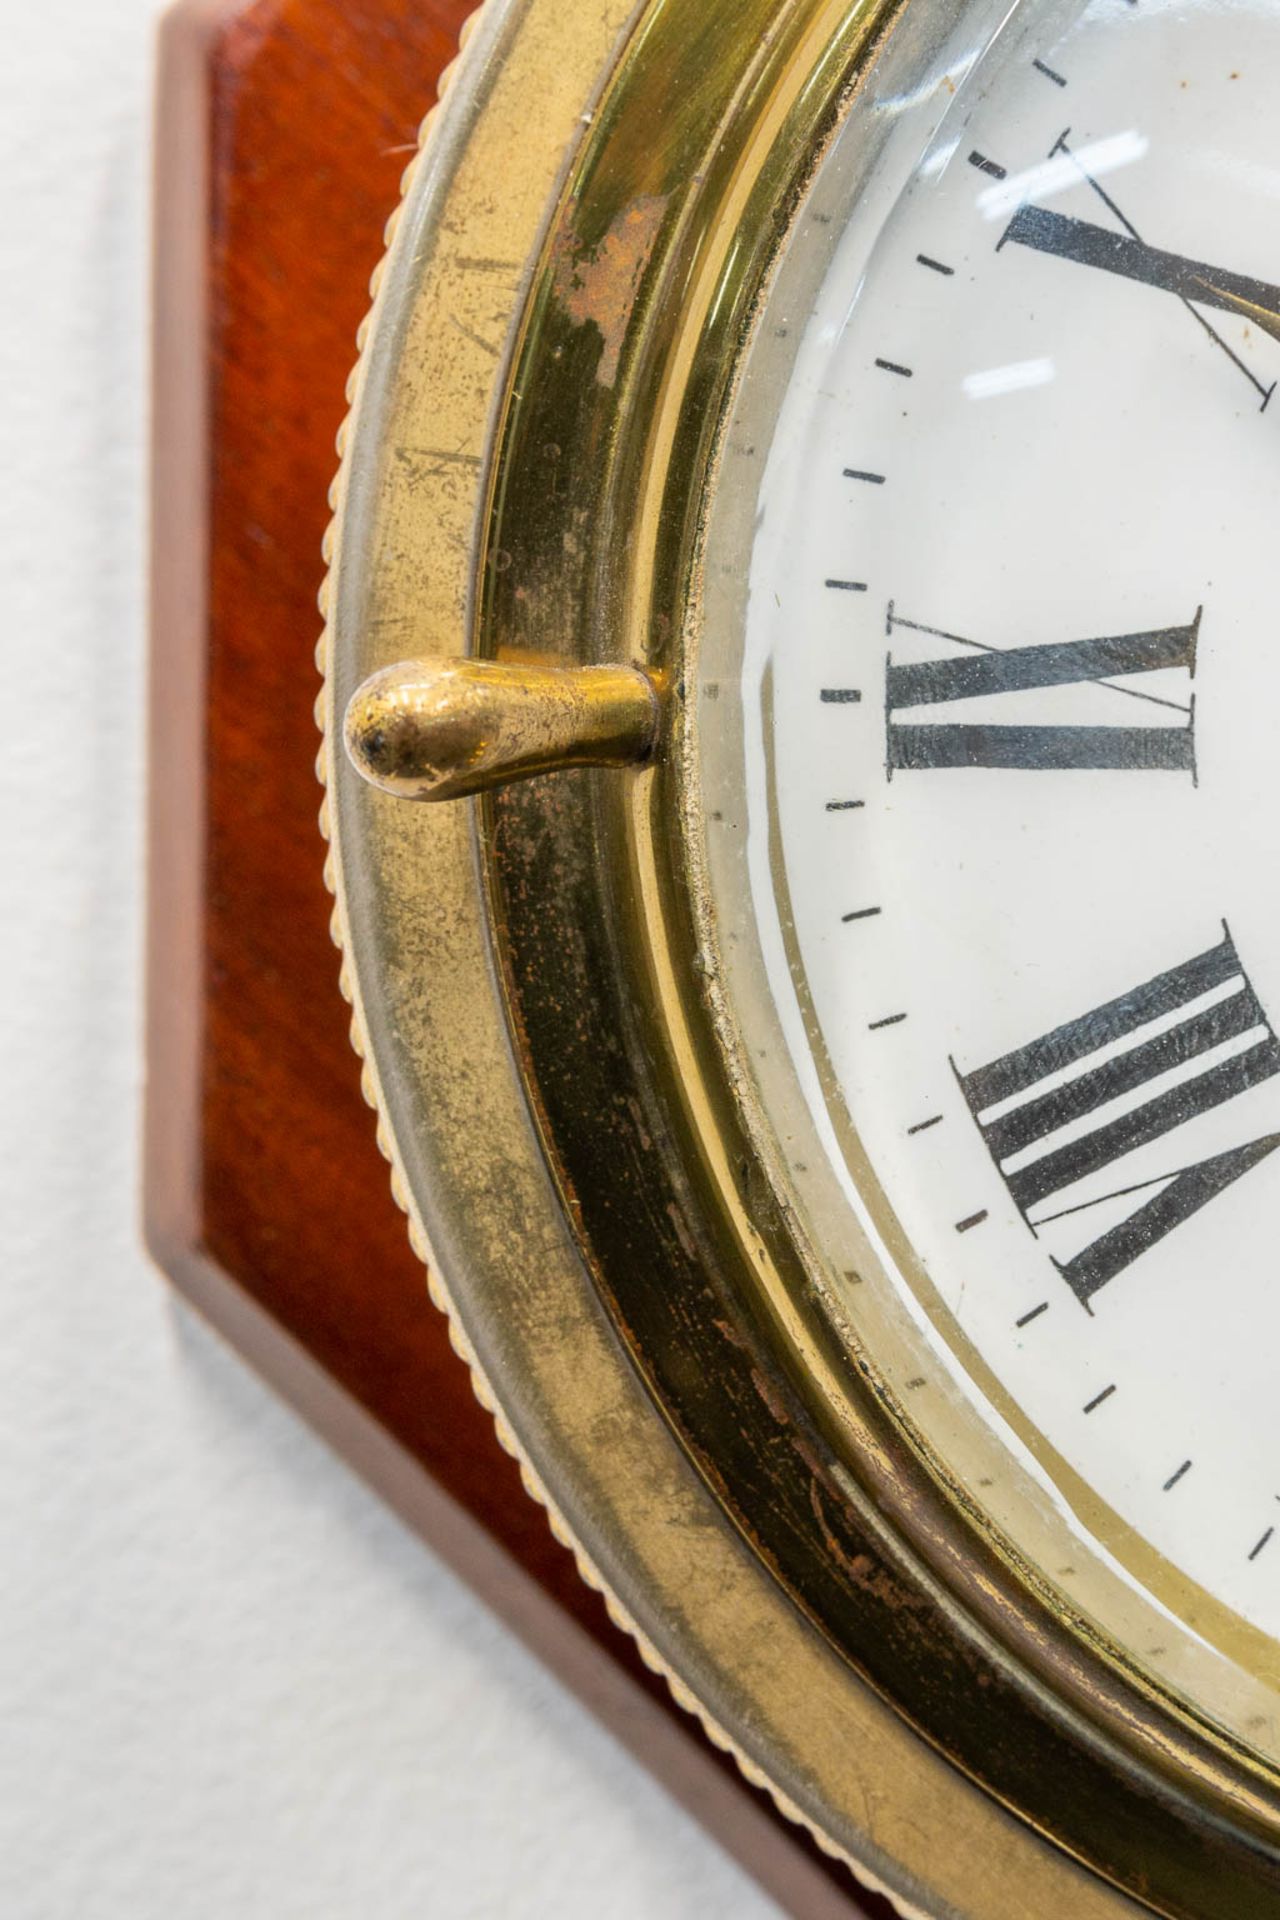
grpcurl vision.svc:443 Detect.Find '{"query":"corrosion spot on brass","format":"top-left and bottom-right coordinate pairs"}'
top-left (343, 657), bottom-right (662, 801)
top-left (550, 194), bottom-right (668, 388)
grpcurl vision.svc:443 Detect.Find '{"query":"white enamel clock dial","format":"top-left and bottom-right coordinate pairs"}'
top-left (697, 0), bottom-right (1280, 1750)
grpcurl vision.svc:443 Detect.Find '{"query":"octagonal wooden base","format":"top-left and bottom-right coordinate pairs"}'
top-left (144, 3), bottom-right (893, 1913)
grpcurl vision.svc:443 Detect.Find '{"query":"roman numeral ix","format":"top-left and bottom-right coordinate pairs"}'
top-left (957, 929), bottom-right (1280, 1307)
top-left (886, 610), bottom-right (1199, 775)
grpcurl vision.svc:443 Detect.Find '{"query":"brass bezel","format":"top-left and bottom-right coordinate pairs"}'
top-left (323, 1), bottom-right (1280, 1912)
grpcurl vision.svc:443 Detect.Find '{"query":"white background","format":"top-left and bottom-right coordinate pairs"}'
top-left (0, 4), bottom-right (783, 1913)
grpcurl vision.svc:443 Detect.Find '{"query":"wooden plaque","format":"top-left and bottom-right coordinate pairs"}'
top-left (145, 3), bottom-right (891, 1912)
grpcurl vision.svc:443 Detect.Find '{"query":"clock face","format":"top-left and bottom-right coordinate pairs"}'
top-left (696, 0), bottom-right (1280, 1754)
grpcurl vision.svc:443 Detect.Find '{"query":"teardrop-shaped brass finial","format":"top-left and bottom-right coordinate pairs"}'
top-left (343, 657), bottom-right (662, 802)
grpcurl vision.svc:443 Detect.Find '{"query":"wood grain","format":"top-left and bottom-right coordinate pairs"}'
top-left (145, 3), bottom-right (891, 1912)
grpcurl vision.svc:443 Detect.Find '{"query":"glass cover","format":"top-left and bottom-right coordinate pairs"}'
top-left (695, 0), bottom-right (1280, 1765)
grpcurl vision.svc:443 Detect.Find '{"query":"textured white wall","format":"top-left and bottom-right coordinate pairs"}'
top-left (0, 5), bottom-right (784, 1913)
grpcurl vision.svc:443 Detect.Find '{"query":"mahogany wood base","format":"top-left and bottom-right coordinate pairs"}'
top-left (145, 3), bottom-right (890, 1912)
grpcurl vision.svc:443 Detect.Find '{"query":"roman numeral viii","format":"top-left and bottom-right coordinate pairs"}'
top-left (957, 929), bottom-right (1280, 1307)
top-left (886, 612), bottom-right (1199, 774)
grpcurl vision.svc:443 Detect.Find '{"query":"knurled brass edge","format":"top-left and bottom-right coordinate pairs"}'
top-left (313, 16), bottom-right (924, 1914)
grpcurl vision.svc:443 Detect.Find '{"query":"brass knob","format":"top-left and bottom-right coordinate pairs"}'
top-left (343, 657), bottom-right (662, 802)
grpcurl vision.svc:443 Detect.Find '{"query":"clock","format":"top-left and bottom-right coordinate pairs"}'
top-left (319, 0), bottom-right (1280, 1911)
